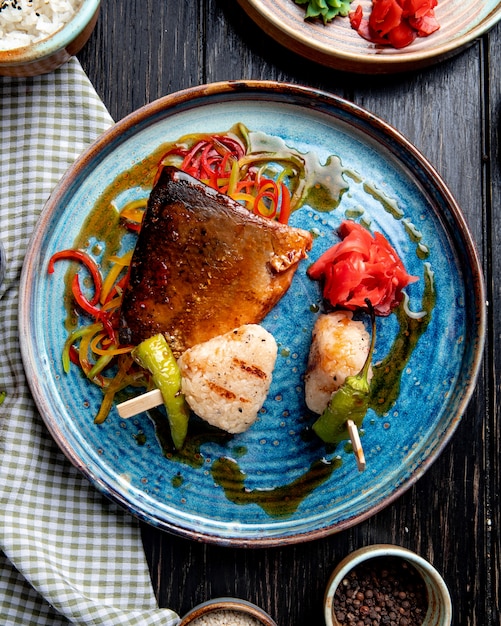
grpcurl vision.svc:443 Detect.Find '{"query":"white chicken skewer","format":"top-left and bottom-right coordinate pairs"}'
top-left (304, 311), bottom-right (372, 473)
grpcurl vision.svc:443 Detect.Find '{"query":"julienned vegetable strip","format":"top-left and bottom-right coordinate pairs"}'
top-left (100, 251), bottom-right (133, 304)
top-left (158, 131), bottom-right (293, 224)
top-left (119, 199), bottom-right (147, 232)
top-left (49, 247), bottom-right (139, 424)
top-left (62, 323), bottom-right (103, 375)
top-left (48, 248), bottom-right (102, 305)
top-left (94, 354), bottom-right (148, 425)
top-left (278, 183), bottom-right (291, 224)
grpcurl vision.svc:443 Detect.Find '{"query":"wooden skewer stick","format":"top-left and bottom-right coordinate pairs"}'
top-left (117, 388), bottom-right (164, 418)
top-left (347, 419), bottom-right (366, 472)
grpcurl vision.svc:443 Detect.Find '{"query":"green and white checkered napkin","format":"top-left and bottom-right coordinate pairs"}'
top-left (0, 58), bottom-right (180, 626)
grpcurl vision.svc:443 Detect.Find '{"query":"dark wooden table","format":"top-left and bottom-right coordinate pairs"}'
top-left (79, 3), bottom-right (500, 624)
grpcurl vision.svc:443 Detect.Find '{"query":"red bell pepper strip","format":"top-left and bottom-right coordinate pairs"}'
top-left (68, 345), bottom-right (80, 366)
top-left (71, 274), bottom-right (103, 319)
top-left (48, 249), bottom-right (102, 306)
top-left (71, 274), bottom-right (117, 342)
top-left (278, 184), bottom-right (291, 224)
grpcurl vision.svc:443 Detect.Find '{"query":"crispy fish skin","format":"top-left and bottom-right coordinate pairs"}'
top-left (119, 166), bottom-right (312, 356)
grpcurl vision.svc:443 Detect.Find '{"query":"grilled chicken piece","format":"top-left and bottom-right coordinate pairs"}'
top-left (119, 166), bottom-right (312, 356)
top-left (178, 324), bottom-right (278, 433)
top-left (304, 311), bottom-right (373, 415)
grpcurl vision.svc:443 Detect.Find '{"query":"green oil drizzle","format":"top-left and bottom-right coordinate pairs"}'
top-left (211, 456), bottom-right (341, 518)
top-left (245, 128), bottom-right (349, 212)
top-left (344, 205), bottom-right (365, 220)
top-left (402, 217), bottom-right (422, 243)
top-left (233, 445), bottom-right (248, 458)
top-left (417, 243), bottom-right (430, 260)
top-left (147, 407), bottom-right (234, 469)
top-left (369, 263), bottom-right (436, 415)
top-left (343, 169), bottom-right (363, 184)
top-left (363, 182), bottom-right (404, 219)
top-left (133, 431), bottom-right (147, 446)
top-left (172, 472), bottom-right (184, 488)
top-left (361, 186), bottom-right (431, 261)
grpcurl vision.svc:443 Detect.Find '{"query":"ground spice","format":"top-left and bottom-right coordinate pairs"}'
top-left (333, 556), bottom-right (428, 626)
top-left (189, 609), bottom-right (264, 626)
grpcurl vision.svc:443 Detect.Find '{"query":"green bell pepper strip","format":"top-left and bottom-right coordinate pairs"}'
top-left (132, 333), bottom-right (189, 450)
top-left (312, 305), bottom-right (376, 445)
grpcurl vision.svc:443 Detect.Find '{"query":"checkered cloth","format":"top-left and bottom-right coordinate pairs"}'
top-left (0, 58), bottom-right (180, 626)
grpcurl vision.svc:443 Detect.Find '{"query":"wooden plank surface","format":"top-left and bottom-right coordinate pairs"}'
top-left (79, 3), bottom-right (500, 624)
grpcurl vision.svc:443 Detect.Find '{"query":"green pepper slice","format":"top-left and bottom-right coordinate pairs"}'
top-left (132, 333), bottom-right (189, 450)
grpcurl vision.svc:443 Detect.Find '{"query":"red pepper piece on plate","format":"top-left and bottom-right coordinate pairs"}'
top-left (307, 220), bottom-right (418, 316)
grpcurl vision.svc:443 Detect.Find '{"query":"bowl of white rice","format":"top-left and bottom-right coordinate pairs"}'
top-left (0, 0), bottom-right (100, 76)
top-left (179, 598), bottom-right (278, 626)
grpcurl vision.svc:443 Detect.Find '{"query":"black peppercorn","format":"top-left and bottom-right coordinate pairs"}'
top-left (332, 557), bottom-right (428, 626)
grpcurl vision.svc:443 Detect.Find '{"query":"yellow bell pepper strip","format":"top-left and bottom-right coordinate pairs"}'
top-left (312, 303), bottom-right (376, 446)
top-left (94, 354), bottom-right (146, 424)
top-left (132, 333), bottom-right (189, 450)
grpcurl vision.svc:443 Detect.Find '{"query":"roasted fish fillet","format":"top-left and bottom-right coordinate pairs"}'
top-left (119, 166), bottom-right (312, 356)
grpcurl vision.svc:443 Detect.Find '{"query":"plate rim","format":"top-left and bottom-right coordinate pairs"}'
top-left (19, 80), bottom-right (487, 546)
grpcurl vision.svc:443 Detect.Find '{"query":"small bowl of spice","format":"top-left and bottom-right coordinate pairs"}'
top-left (324, 544), bottom-right (452, 626)
top-left (0, 0), bottom-right (100, 77)
top-left (178, 597), bottom-right (277, 626)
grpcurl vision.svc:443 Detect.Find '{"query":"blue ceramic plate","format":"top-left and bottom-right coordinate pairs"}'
top-left (238, 0), bottom-right (501, 73)
top-left (20, 82), bottom-right (485, 546)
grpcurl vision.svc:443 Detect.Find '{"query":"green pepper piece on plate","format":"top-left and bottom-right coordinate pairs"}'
top-left (132, 333), bottom-right (189, 450)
